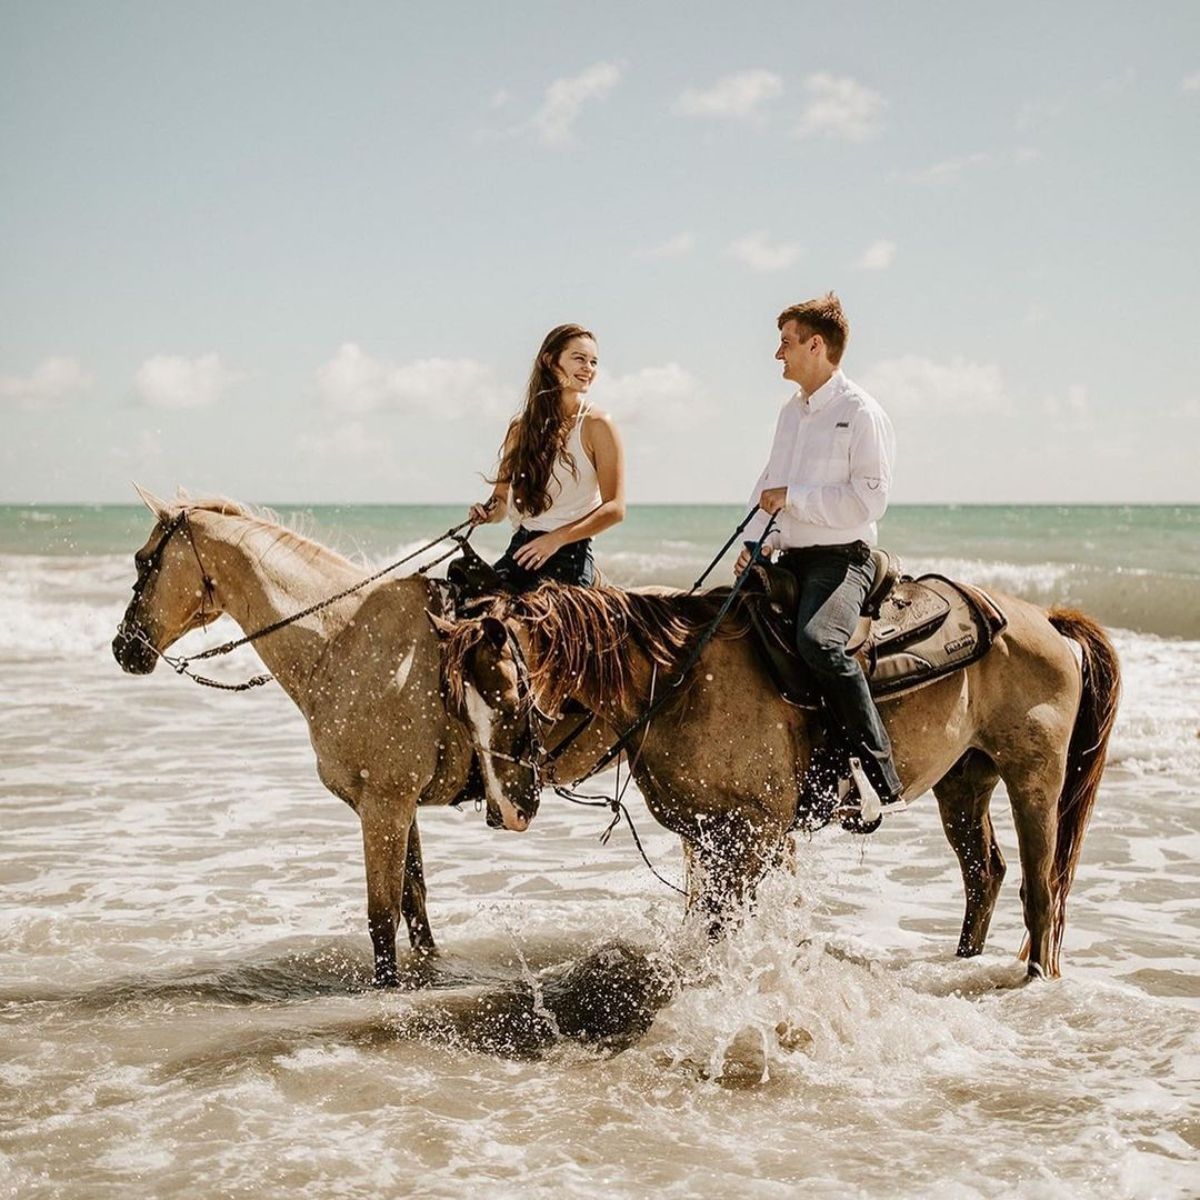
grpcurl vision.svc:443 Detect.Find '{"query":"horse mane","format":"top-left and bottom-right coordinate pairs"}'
top-left (442, 583), bottom-right (746, 716)
top-left (175, 489), bottom-right (358, 573)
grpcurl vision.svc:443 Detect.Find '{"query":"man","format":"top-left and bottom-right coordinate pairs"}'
top-left (736, 292), bottom-right (904, 812)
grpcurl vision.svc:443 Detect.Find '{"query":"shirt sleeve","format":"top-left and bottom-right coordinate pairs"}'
top-left (786, 403), bottom-right (894, 528)
top-left (743, 407), bottom-right (788, 547)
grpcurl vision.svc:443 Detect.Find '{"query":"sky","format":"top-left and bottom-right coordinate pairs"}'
top-left (2, 1), bottom-right (1198, 505)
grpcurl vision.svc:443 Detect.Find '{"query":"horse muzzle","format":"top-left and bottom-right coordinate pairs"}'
top-left (485, 784), bottom-right (540, 832)
top-left (112, 624), bottom-right (158, 674)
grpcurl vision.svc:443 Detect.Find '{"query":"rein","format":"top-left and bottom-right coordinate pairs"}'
top-left (129, 514), bottom-right (474, 691)
top-left (539, 510), bottom-right (777, 893)
top-left (532, 504), bottom-right (765, 771)
top-left (545, 508), bottom-right (777, 780)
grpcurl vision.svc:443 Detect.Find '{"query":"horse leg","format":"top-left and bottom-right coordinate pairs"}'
top-left (932, 750), bottom-right (1004, 958)
top-left (1000, 738), bottom-right (1069, 980)
top-left (692, 816), bottom-right (782, 939)
top-left (359, 792), bottom-right (416, 987)
top-left (401, 816), bottom-right (436, 955)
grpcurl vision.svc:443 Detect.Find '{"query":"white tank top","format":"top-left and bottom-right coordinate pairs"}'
top-left (516, 405), bottom-right (603, 533)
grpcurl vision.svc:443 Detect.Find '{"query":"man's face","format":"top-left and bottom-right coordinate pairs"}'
top-left (775, 320), bottom-right (823, 392)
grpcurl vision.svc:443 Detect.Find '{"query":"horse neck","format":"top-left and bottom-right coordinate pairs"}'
top-left (524, 623), bottom-right (656, 726)
top-left (191, 511), bottom-right (366, 703)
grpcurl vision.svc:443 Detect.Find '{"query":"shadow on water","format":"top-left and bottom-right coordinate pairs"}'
top-left (160, 940), bottom-right (679, 1077)
top-left (2, 937), bottom-right (679, 1063)
top-left (0, 936), bottom-right (622, 1012)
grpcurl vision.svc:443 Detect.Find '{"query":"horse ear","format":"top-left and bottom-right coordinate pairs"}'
top-left (132, 482), bottom-right (172, 521)
top-left (426, 611), bottom-right (458, 641)
top-left (481, 616), bottom-right (508, 650)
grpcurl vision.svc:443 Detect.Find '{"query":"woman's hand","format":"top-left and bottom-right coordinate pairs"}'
top-left (468, 495), bottom-right (504, 525)
top-left (513, 531), bottom-right (565, 571)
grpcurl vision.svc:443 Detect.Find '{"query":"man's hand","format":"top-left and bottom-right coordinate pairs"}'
top-left (758, 487), bottom-right (788, 516)
top-left (735, 546), bottom-right (754, 575)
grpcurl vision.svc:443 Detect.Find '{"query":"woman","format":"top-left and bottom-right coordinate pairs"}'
top-left (468, 324), bottom-right (625, 590)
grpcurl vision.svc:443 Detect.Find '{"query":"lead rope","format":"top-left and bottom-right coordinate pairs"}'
top-left (551, 662), bottom-right (688, 894)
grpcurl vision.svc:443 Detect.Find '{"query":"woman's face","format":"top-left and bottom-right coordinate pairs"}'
top-left (551, 336), bottom-right (599, 394)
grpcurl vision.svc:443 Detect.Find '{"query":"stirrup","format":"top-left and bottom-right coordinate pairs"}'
top-left (834, 758), bottom-right (907, 835)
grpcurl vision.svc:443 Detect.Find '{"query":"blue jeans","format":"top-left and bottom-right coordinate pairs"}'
top-left (782, 542), bottom-right (903, 798)
top-left (494, 527), bottom-right (596, 592)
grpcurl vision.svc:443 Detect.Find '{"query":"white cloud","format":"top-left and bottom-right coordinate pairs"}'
top-left (856, 239), bottom-right (896, 270)
top-left (794, 73), bottom-right (886, 140)
top-left (296, 420), bottom-right (386, 462)
top-left (316, 343), bottom-right (507, 419)
top-left (489, 88), bottom-right (510, 110)
top-left (860, 355), bottom-right (1009, 414)
top-left (530, 62), bottom-right (621, 145)
top-left (906, 147), bottom-right (1037, 184)
top-left (591, 363), bottom-right (711, 425)
top-left (674, 69), bottom-right (783, 119)
top-left (641, 232), bottom-right (695, 259)
top-left (1015, 99), bottom-right (1064, 132)
top-left (728, 231), bottom-right (802, 273)
top-left (908, 151), bottom-right (992, 183)
top-left (0, 357), bottom-right (93, 408)
top-left (1182, 72), bottom-right (1200, 94)
top-left (134, 353), bottom-right (239, 409)
top-left (1043, 383), bottom-right (1091, 425)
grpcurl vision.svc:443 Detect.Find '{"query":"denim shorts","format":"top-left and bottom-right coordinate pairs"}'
top-left (494, 527), bottom-right (596, 592)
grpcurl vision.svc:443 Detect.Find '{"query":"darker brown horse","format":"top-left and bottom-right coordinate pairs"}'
top-left (436, 582), bottom-right (1120, 979)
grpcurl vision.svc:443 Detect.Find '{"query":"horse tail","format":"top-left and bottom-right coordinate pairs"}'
top-left (1045, 607), bottom-right (1121, 974)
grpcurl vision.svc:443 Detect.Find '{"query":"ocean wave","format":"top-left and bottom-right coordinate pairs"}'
top-left (592, 550), bottom-right (1200, 640)
top-left (1108, 632), bottom-right (1200, 775)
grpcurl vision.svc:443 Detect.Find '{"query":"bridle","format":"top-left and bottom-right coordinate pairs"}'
top-left (122, 511), bottom-right (474, 691)
top-left (471, 626), bottom-right (552, 792)
top-left (127, 510), bottom-right (218, 632)
top-left (454, 507), bottom-right (779, 894)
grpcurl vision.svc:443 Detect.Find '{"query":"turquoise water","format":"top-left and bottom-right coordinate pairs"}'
top-left (4, 503), bottom-right (1199, 569)
top-left (3, 503), bottom-right (1198, 637)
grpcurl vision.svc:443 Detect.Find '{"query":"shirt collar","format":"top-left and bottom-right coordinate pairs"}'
top-left (794, 369), bottom-right (845, 414)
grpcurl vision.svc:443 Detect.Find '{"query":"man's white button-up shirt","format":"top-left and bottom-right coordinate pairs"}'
top-left (744, 369), bottom-right (895, 550)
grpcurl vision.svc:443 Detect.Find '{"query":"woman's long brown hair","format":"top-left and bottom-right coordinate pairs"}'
top-left (495, 324), bottom-right (595, 518)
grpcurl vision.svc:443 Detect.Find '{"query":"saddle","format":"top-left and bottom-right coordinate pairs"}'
top-left (446, 539), bottom-right (511, 606)
top-left (745, 549), bottom-right (1007, 707)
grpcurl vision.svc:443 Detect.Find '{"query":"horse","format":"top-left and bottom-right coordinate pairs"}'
top-left (110, 488), bottom-right (553, 986)
top-left (434, 581), bottom-right (1121, 979)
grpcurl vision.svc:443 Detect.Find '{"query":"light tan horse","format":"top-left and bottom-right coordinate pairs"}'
top-left (437, 582), bottom-right (1120, 979)
top-left (111, 489), bottom-right (546, 986)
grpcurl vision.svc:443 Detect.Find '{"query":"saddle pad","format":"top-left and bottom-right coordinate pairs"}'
top-left (746, 575), bottom-right (1007, 705)
top-left (867, 576), bottom-right (1006, 696)
top-left (869, 578), bottom-right (951, 649)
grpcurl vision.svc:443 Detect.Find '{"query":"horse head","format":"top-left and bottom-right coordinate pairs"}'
top-left (430, 611), bottom-right (544, 833)
top-left (112, 485), bottom-right (224, 675)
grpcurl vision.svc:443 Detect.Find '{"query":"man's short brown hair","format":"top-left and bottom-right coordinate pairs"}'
top-left (777, 292), bottom-right (849, 365)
